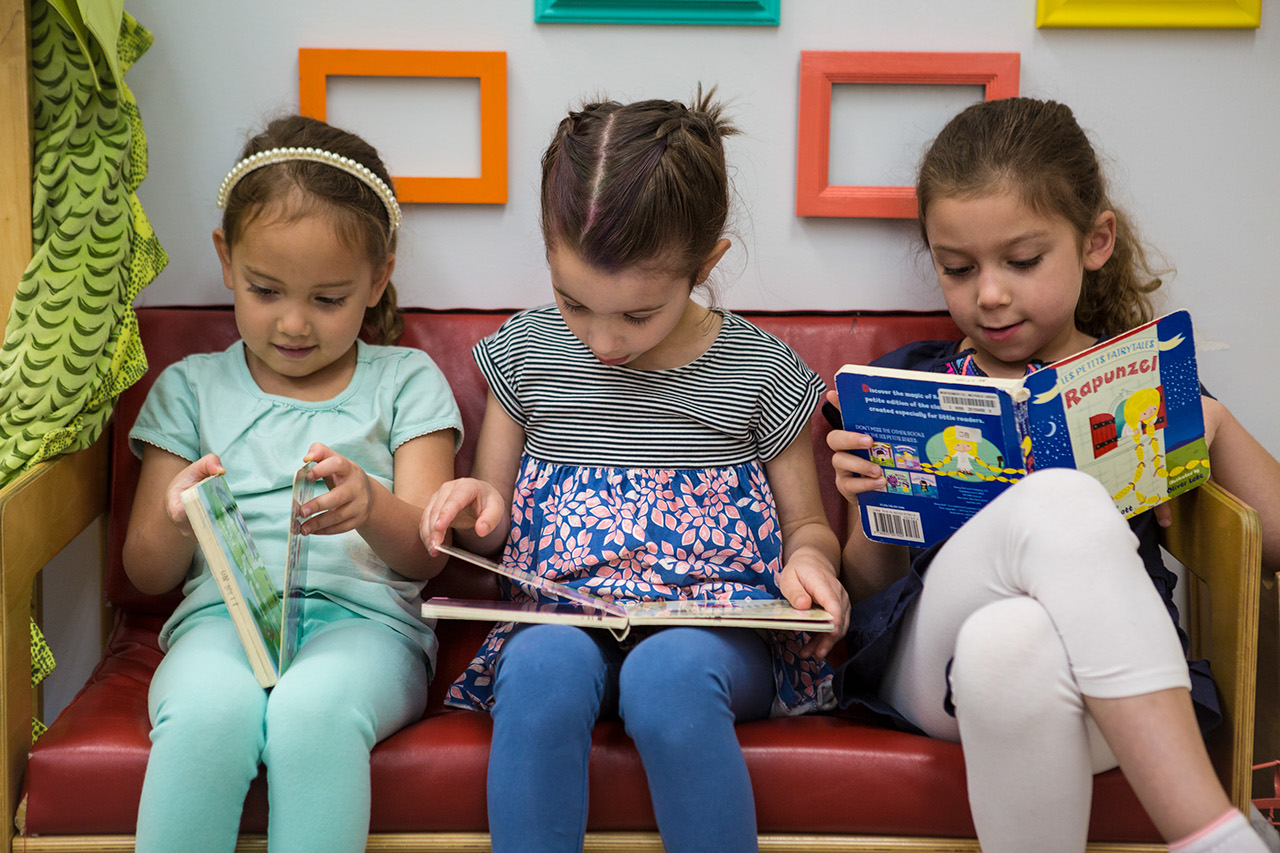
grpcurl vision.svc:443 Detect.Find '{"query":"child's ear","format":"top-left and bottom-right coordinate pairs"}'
top-left (367, 254), bottom-right (395, 307)
top-left (213, 229), bottom-right (235, 292)
top-left (694, 238), bottom-right (732, 286)
top-left (1083, 211), bottom-right (1117, 271)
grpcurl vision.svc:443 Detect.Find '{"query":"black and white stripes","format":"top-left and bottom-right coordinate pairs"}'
top-left (474, 305), bottom-right (824, 469)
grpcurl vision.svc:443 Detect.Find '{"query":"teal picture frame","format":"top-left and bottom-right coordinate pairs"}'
top-left (534, 0), bottom-right (780, 26)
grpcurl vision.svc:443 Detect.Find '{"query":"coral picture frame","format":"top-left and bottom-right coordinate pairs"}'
top-left (795, 51), bottom-right (1020, 219)
top-left (534, 0), bottom-right (780, 26)
top-left (1037, 0), bottom-right (1261, 28)
top-left (299, 48), bottom-right (508, 204)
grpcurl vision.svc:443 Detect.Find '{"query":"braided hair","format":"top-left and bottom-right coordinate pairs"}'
top-left (540, 86), bottom-right (737, 285)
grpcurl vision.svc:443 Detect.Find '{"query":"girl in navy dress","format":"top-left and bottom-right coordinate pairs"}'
top-left (827, 97), bottom-right (1280, 853)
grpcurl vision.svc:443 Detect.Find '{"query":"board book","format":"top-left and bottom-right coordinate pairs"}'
top-left (180, 463), bottom-right (318, 687)
top-left (834, 310), bottom-right (1210, 548)
top-left (422, 544), bottom-right (837, 641)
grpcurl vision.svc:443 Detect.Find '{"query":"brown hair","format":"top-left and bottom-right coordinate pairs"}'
top-left (219, 115), bottom-right (403, 344)
top-left (916, 97), bottom-right (1165, 339)
top-left (540, 86), bottom-right (737, 284)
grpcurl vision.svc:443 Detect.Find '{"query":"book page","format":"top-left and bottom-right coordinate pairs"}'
top-left (435, 544), bottom-right (628, 617)
top-left (1024, 311), bottom-right (1209, 518)
top-left (185, 476), bottom-right (283, 679)
top-left (420, 597), bottom-right (628, 630)
top-left (621, 597), bottom-right (835, 631)
top-left (280, 462), bottom-right (318, 674)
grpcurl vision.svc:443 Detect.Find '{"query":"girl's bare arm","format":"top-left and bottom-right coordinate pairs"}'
top-left (123, 447), bottom-right (218, 595)
top-left (1201, 396), bottom-right (1280, 571)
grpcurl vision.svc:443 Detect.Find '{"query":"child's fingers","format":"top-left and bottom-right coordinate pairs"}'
top-left (303, 442), bottom-right (331, 466)
top-left (195, 453), bottom-right (226, 478)
top-left (781, 563), bottom-right (849, 659)
top-left (777, 567), bottom-right (813, 611)
top-left (420, 487), bottom-right (471, 553)
top-left (420, 479), bottom-right (501, 553)
top-left (826, 428), bottom-right (873, 453)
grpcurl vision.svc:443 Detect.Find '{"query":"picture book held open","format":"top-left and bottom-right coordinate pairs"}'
top-left (179, 463), bottom-right (318, 687)
top-left (835, 310), bottom-right (1210, 548)
top-left (423, 544), bottom-right (836, 641)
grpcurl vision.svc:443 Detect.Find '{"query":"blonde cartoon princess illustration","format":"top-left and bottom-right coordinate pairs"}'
top-left (1114, 387), bottom-right (1165, 505)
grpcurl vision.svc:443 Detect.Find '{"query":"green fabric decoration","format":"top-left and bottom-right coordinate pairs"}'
top-left (29, 620), bottom-right (55, 742)
top-left (2, 1), bottom-right (166, 743)
top-left (0, 0), bottom-right (167, 488)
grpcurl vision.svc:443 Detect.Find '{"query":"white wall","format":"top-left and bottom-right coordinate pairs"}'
top-left (122, 0), bottom-right (1278, 459)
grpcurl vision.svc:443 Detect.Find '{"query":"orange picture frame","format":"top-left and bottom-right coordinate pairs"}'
top-left (299, 48), bottom-right (508, 205)
top-left (795, 51), bottom-right (1020, 219)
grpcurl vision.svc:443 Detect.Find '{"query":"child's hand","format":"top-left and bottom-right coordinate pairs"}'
top-left (298, 443), bottom-right (374, 535)
top-left (165, 453), bottom-right (225, 537)
top-left (419, 477), bottom-right (508, 555)
top-left (778, 551), bottom-right (850, 659)
top-left (824, 391), bottom-right (887, 501)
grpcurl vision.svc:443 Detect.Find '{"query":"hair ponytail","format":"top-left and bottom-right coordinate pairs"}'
top-left (540, 85), bottom-right (737, 283)
top-left (917, 98), bottom-right (1165, 339)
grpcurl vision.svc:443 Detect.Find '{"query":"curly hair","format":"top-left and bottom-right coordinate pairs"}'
top-left (916, 98), bottom-right (1166, 339)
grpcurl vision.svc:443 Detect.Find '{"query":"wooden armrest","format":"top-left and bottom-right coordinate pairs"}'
top-left (0, 441), bottom-right (109, 837)
top-left (1160, 479), bottom-right (1261, 812)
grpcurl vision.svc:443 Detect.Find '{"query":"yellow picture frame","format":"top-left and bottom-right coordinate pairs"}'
top-left (1037, 0), bottom-right (1260, 28)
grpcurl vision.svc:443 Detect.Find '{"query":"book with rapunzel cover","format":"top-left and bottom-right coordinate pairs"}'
top-left (835, 310), bottom-right (1209, 548)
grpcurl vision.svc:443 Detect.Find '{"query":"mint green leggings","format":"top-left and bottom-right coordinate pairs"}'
top-left (135, 602), bottom-right (429, 853)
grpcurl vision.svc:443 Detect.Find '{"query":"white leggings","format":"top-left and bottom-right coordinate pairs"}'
top-left (879, 468), bottom-right (1192, 853)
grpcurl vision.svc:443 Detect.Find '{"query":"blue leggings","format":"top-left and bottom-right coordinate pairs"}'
top-left (488, 624), bottom-right (775, 853)
top-left (136, 603), bottom-right (429, 853)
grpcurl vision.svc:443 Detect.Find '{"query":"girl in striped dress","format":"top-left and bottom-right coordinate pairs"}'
top-left (420, 89), bottom-right (849, 853)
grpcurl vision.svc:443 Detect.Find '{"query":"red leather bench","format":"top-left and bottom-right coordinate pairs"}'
top-left (3, 306), bottom-right (1259, 851)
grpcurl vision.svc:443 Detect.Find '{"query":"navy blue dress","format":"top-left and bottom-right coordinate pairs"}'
top-left (824, 339), bottom-right (1220, 734)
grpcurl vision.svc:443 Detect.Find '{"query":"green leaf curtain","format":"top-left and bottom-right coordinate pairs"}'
top-left (2, 0), bottom-right (165, 740)
top-left (0, 0), bottom-right (166, 488)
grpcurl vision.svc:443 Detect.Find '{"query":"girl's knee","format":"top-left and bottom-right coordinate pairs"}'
top-left (1007, 468), bottom-right (1124, 528)
top-left (152, 675), bottom-right (265, 737)
top-left (492, 625), bottom-right (611, 730)
top-left (950, 598), bottom-right (1080, 727)
top-left (619, 629), bottom-right (769, 743)
top-left (989, 468), bottom-right (1138, 558)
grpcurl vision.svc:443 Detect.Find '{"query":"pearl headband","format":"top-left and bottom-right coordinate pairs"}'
top-left (216, 146), bottom-right (403, 233)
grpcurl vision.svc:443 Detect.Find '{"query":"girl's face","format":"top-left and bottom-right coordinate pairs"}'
top-left (547, 241), bottom-right (729, 371)
top-left (924, 190), bottom-right (1114, 379)
top-left (214, 210), bottom-right (391, 399)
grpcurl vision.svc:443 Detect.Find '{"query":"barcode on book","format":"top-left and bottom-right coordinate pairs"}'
top-left (866, 507), bottom-right (925, 544)
top-left (938, 388), bottom-right (1002, 416)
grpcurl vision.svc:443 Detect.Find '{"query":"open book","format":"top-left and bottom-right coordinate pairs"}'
top-left (835, 310), bottom-right (1210, 548)
top-left (179, 463), bottom-right (318, 687)
top-left (422, 544), bottom-right (836, 641)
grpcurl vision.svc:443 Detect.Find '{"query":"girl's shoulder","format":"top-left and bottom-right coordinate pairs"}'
top-left (475, 304), bottom-right (577, 365)
top-left (712, 310), bottom-right (812, 364)
top-left (359, 340), bottom-right (443, 369)
top-left (148, 342), bottom-right (244, 391)
top-left (871, 339), bottom-right (964, 373)
top-left (487, 304), bottom-right (564, 340)
top-left (355, 341), bottom-right (455, 396)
